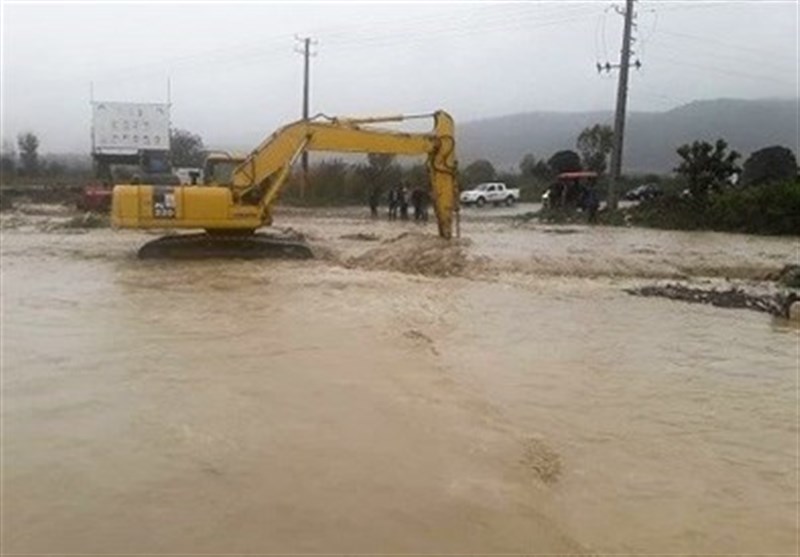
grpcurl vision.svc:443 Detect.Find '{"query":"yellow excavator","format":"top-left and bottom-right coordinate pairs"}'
top-left (112, 110), bottom-right (458, 258)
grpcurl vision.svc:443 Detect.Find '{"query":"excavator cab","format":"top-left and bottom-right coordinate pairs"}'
top-left (203, 153), bottom-right (245, 187)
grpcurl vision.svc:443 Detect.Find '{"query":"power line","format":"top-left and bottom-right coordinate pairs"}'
top-left (314, 3), bottom-right (543, 41)
top-left (97, 8), bottom-right (525, 81)
top-left (315, 3), bottom-right (587, 43)
top-left (87, 33), bottom-right (296, 85)
top-left (647, 38), bottom-right (795, 75)
top-left (655, 27), bottom-right (797, 64)
top-left (595, 4), bottom-right (615, 63)
top-left (650, 53), bottom-right (797, 86)
top-left (634, 83), bottom-right (690, 106)
top-left (325, 9), bottom-right (600, 52)
top-left (12, 7), bottom-right (602, 95)
top-left (650, 2), bottom-right (733, 14)
top-left (634, 6), bottom-right (659, 61)
top-left (322, 4), bottom-right (594, 44)
top-left (83, 6), bottom-right (538, 85)
top-left (85, 5), bottom-right (596, 86)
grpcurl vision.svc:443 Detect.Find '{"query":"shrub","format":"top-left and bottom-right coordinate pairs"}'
top-left (709, 180), bottom-right (800, 235)
top-left (627, 180), bottom-right (800, 236)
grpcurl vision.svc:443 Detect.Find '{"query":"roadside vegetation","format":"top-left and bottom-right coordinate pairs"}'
top-left (2, 126), bottom-right (797, 236)
top-left (624, 141), bottom-right (799, 236)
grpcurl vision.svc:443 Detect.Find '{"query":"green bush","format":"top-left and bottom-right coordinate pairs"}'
top-left (709, 180), bottom-right (800, 235)
top-left (627, 180), bottom-right (800, 235)
top-left (628, 194), bottom-right (706, 230)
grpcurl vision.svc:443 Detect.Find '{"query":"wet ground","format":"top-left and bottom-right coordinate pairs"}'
top-left (2, 204), bottom-right (798, 554)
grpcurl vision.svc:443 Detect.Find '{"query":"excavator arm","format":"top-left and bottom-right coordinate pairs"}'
top-left (112, 110), bottom-right (458, 239)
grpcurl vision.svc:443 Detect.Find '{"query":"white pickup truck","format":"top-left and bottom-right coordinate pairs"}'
top-left (460, 182), bottom-right (520, 207)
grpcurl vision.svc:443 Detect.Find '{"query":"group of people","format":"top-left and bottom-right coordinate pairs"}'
top-left (544, 177), bottom-right (600, 223)
top-left (370, 182), bottom-right (430, 222)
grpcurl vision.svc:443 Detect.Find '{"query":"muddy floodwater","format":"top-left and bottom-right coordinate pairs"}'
top-left (2, 206), bottom-right (798, 554)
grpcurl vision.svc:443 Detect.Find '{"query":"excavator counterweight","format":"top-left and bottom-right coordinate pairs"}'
top-left (112, 110), bottom-right (459, 258)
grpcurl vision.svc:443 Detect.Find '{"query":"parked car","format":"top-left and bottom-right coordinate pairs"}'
top-left (624, 183), bottom-right (663, 201)
top-left (460, 182), bottom-right (520, 207)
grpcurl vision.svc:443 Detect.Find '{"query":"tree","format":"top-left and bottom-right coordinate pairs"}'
top-left (356, 153), bottom-right (400, 201)
top-left (675, 139), bottom-right (740, 203)
top-left (576, 124), bottom-right (614, 174)
top-left (366, 153), bottom-right (395, 174)
top-left (17, 132), bottom-right (39, 177)
top-left (170, 128), bottom-right (205, 167)
top-left (519, 154), bottom-right (552, 184)
top-left (547, 150), bottom-right (581, 175)
top-left (43, 159), bottom-right (65, 177)
top-left (0, 140), bottom-right (16, 181)
top-left (403, 163), bottom-right (428, 188)
top-left (462, 159), bottom-right (496, 185)
top-left (740, 145), bottom-right (797, 186)
top-left (308, 158), bottom-right (349, 204)
top-left (519, 153), bottom-right (537, 176)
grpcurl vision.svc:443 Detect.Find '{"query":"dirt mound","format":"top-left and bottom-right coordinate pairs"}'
top-left (346, 232), bottom-right (471, 277)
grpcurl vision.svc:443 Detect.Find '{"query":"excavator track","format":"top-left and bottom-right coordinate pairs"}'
top-left (137, 232), bottom-right (314, 260)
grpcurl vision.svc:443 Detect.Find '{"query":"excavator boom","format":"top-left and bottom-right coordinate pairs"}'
top-left (112, 110), bottom-right (458, 249)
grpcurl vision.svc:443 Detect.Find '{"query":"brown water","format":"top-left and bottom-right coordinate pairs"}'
top-left (2, 208), bottom-right (798, 554)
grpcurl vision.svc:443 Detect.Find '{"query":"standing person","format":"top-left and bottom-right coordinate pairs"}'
top-left (369, 187), bottom-right (380, 218)
top-left (411, 187), bottom-right (423, 221)
top-left (548, 181), bottom-right (563, 210)
top-left (586, 182), bottom-right (600, 224)
top-left (399, 183), bottom-right (410, 221)
top-left (388, 185), bottom-right (399, 220)
top-left (420, 187), bottom-right (430, 222)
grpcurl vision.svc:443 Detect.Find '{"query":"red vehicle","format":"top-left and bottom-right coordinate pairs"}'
top-left (541, 171), bottom-right (599, 209)
top-left (78, 182), bottom-right (113, 212)
top-left (78, 172), bottom-right (180, 213)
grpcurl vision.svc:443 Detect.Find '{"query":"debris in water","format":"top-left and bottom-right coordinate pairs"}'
top-left (625, 283), bottom-right (798, 318)
top-left (54, 212), bottom-right (109, 230)
top-left (340, 232), bottom-right (380, 242)
top-left (521, 437), bottom-right (562, 484)
top-left (540, 227), bottom-right (583, 235)
top-left (768, 264), bottom-right (800, 289)
top-left (403, 329), bottom-right (439, 355)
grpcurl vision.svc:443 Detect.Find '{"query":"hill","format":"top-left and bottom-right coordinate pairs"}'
top-left (457, 98), bottom-right (799, 174)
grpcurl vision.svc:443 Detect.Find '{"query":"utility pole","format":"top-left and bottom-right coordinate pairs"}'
top-left (598, 0), bottom-right (638, 211)
top-left (294, 35), bottom-right (317, 199)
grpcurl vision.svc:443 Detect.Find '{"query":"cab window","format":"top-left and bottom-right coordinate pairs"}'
top-left (205, 160), bottom-right (238, 185)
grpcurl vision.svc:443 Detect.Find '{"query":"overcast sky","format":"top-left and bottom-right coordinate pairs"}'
top-left (1, 0), bottom-right (797, 153)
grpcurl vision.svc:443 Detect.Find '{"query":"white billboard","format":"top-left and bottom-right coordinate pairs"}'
top-left (92, 102), bottom-right (170, 154)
